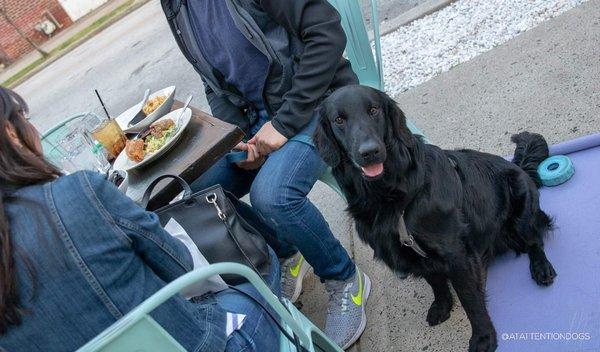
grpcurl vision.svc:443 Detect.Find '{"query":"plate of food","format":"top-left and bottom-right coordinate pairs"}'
top-left (116, 86), bottom-right (176, 134)
top-left (113, 107), bottom-right (192, 171)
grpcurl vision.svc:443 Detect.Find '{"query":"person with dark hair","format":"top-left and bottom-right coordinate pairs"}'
top-left (162, 1), bottom-right (371, 348)
top-left (0, 86), bottom-right (281, 351)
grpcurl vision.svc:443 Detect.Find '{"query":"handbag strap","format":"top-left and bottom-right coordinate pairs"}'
top-left (205, 191), bottom-right (264, 277)
top-left (141, 174), bottom-right (193, 210)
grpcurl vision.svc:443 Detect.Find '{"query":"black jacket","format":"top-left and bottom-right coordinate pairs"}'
top-left (162, 0), bottom-right (358, 138)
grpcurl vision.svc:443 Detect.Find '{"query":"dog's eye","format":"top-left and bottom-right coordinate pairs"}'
top-left (369, 107), bottom-right (379, 116)
top-left (334, 116), bottom-right (344, 125)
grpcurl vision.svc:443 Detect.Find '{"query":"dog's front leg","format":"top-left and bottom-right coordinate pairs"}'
top-left (424, 274), bottom-right (453, 326)
top-left (449, 256), bottom-right (497, 352)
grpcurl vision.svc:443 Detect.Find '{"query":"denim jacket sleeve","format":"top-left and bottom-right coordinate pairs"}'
top-left (80, 171), bottom-right (193, 281)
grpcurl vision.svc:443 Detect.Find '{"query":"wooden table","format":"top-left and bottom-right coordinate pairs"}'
top-left (125, 100), bottom-right (244, 209)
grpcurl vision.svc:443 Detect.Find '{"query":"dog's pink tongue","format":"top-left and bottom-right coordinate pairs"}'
top-left (361, 163), bottom-right (384, 177)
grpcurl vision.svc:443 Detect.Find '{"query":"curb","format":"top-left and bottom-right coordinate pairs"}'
top-left (6, 0), bottom-right (151, 88)
top-left (380, 0), bottom-right (457, 36)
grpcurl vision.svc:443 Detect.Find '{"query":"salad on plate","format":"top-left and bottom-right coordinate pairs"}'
top-left (125, 118), bottom-right (176, 163)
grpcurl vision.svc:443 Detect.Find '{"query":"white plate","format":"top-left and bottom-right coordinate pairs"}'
top-left (116, 86), bottom-right (176, 133)
top-left (113, 107), bottom-right (192, 171)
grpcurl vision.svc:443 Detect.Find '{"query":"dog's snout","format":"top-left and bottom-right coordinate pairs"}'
top-left (358, 141), bottom-right (382, 161)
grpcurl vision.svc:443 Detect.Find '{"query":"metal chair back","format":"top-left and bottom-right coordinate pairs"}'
top-left (77, 263), bottom-right (342, 352)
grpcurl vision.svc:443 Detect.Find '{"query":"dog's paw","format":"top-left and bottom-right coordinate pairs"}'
top-left (469, 330), bottom-right (497, 352)
top-left (426, 299), bottom-right (452, 326)
top-left (530, 258), bottom-right (557, 286)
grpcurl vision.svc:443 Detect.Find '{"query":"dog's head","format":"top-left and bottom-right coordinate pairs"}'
top-left (314, 85), bottom-right (414, 180)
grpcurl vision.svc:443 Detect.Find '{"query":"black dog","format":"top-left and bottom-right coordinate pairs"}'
top-left (313, 85), bottom-right (557, 352)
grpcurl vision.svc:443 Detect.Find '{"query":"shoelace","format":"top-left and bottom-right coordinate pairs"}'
top-left (326, 283), bottom-right (349, 314)
top-left (280, 259), bottom-right (297, 294)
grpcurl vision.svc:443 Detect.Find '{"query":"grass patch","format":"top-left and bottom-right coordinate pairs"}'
top-left (2, 57), bottom-right (46, 87)
top-left (2, 0), bottom-right (136, 87)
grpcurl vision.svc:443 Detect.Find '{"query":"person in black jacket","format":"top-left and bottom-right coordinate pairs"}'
top-left (162, 1), bottom-right (371, 348)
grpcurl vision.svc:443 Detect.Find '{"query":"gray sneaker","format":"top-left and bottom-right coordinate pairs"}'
top-left (280, 252), bottom-right (310, 302)
top-left (324, 267), bottom-right (371, 350)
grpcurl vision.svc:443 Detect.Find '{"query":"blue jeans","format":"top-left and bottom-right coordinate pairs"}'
top-left (191, 116), bottom-right (355, 281)
top-left (220, 247), bottom-right (281, 352)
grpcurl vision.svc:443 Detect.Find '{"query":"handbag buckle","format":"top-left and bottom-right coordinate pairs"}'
top-left (206, 193), bottom-right (227, 220)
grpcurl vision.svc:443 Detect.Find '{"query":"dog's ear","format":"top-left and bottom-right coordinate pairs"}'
top-left (313, 106), bottom-right (342, 167)
top-left (380, 91), bottom-right (415, 148)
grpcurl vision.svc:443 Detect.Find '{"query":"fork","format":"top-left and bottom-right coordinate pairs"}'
top-left (176, 95), bottom-right (193, 132)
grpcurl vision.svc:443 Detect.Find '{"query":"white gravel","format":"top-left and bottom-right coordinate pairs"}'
top-left (381, 0), bottom-right (590, 96)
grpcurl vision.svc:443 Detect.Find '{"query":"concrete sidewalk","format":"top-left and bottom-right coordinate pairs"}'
top-left (398, 0), bottom-right (600, 155)
top-left (296, 1), bottom-right (599, 351)
top-left (0, 0), bottom-right (148, 84)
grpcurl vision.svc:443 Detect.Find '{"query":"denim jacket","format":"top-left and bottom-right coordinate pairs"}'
top-left (0, 171), bottom-right (227, 351)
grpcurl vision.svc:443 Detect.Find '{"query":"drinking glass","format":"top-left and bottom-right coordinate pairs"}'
top-left (91, 119), bottom-right (126, 160)
top-left (46, 128), bottom-right (111, 174)
top-left (46, 144), bottom-right (79, 174)
top-left (81, 131), bottom-right (112, 173)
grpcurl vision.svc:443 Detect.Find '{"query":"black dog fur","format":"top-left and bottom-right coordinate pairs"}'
top-left (313, 85), bottom-right (557, 352)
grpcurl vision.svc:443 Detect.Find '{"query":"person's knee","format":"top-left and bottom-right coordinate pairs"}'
top-left (249, 181), bottom-right (282, 222)
top-left (249, 179), bottom-right (304, 227)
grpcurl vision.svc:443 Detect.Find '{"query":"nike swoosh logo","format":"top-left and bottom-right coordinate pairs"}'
top-left (350, 269), bottom-right (363, 306)
top-left (290, 256), bottom-right (304, 277)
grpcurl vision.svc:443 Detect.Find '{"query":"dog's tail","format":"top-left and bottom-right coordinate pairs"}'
top-left (511, 132), bottom-right (549, 188)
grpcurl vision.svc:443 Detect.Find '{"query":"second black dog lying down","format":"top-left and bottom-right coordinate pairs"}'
top-left (313, 85), bottom-right (557, 352)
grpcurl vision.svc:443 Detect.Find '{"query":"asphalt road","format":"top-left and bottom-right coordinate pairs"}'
top-left (16, 1), bottom-right (204, 133)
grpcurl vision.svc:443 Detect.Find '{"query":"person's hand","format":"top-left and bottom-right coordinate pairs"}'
top-left (234, 142), bottom-right (265, 170)
top-left (248, 121), bottom-right (288, 155)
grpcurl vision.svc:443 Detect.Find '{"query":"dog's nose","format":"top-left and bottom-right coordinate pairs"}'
top-left (358, 142), bottom-right (381, 160)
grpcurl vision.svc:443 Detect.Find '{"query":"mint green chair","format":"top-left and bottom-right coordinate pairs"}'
top-left (329, 0), bottom-right (384, 91)
top-left (318, 0), bottom-right (427, 198)
top-left (78, 263), bottom-right (342, 352)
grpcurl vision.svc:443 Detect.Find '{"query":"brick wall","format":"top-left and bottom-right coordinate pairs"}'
top-left (0, 46), bottom-right (10, 65)
top-left (0, 0), bottom-right (73, 62)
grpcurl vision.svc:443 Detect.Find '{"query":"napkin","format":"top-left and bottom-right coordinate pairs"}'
top-left (164, 218), bottom-right (228, 298)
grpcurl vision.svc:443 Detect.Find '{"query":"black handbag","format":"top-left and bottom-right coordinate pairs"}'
top-left (141, 175), bottom-right (271, 285)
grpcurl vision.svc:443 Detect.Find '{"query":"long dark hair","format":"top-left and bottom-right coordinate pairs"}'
top-left (0, 87), bottom-right (61, 333)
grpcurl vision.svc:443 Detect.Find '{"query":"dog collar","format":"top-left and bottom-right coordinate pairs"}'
top-left (398, 213), bottom-right (428, 257)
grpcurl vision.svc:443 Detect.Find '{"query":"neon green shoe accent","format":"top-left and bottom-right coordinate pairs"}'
top-left (290, 255), bottom-right (304, 278)
top-left (350, 269), bottom-right (363, 306)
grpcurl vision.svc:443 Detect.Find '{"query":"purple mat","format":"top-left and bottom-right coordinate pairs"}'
top-left (488, 132), bottom-right (600, 352)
